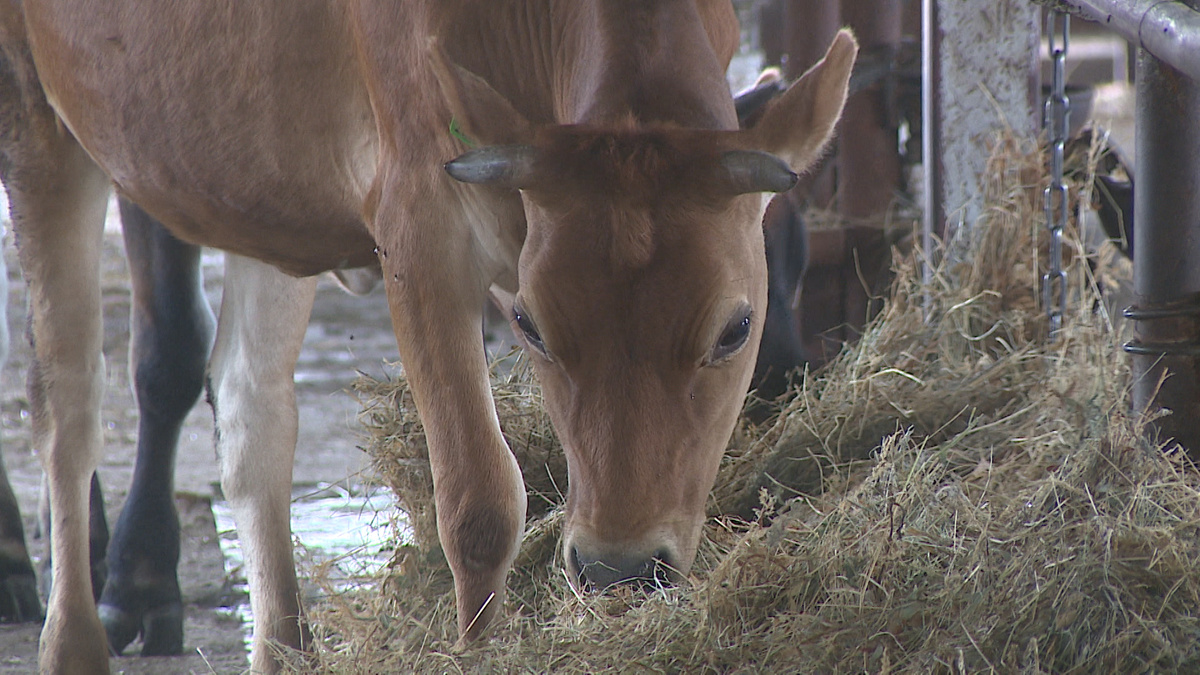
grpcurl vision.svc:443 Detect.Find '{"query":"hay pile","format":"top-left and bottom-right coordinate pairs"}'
top-left (288, 133), bottom-right (1200, 673)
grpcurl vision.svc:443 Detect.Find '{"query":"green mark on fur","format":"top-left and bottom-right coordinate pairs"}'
top-left (449, 117), bottom-right (477, 148)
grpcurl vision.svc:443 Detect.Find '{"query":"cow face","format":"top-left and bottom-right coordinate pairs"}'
top-left (513, 137), bottom-right (773, 589)
top-left (441, 31), bottom-right (857, 591)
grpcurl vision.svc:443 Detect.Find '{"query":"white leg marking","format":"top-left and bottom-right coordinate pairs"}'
top-left (207, 254), bottom-right (316, 673)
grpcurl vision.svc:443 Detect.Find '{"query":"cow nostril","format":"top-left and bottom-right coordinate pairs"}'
top-left (569, 545), bottom-right (585, 586)
top-left (655, 551), bottom-right (674, 577)
top-left (641, 550), bottom-right (675, 589)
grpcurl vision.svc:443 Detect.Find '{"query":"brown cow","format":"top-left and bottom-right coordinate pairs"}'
top-left (0, 2), bottom-right (855, 672)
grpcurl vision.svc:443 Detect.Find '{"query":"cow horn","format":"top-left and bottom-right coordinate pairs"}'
top-left (719, 150), bottom-right (798, 194)
top-left (444, 144), bottom-right (538, 188)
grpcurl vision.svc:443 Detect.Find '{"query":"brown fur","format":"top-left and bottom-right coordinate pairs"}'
top-left (522, 127), bottom-right (745, 270)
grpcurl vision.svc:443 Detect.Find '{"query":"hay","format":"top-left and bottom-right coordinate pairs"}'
top-left (712, 131), bottom-right (1107, 518)
top-left (288, 131), bottom-right (1200, 673)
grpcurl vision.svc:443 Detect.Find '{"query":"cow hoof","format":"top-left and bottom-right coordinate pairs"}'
top-left (139, 603), bottom-right (185, 655)
top-left (99, 600), bottom-right (184, 656)
top-left (0, 570), bottom-right (43, 623)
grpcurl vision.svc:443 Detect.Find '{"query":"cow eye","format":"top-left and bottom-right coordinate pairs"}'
top-left (712, 309), bottom-right (752, 363)
top-left (513, 305), bottom-right (547, 355)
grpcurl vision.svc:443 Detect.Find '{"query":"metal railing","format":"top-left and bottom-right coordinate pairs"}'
top-left (1047, 0), bottom-right (1200, 80)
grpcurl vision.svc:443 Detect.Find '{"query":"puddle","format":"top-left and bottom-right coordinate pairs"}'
top-left (211, 482), bottom-right (407, 650)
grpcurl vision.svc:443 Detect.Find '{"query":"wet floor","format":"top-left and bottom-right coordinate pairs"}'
top-left (211, 483), bottom-right (405, 655)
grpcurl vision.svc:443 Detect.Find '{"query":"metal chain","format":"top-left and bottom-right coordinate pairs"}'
top-left (1043, 11), bottom-right (1071, 338)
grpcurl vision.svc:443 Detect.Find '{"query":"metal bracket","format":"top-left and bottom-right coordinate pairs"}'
top-left (1123, 298), bottom-right (1200, 356)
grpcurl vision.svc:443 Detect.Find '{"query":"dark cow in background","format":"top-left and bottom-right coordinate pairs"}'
top-left (750, 0), bottom-right (1138, 380)
top-left (754, 0), bottom-right (920, 373)
top-left (738, 70), bottom-right (810, 403)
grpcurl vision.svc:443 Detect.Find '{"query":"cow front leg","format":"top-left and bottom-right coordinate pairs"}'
top-left (9, 140), bottom-right (113, 674)
top-left (377, 214), bottom-right (527, 642)
top-left (99, 199), bottom-right (214, 656)
top-left (207, 254), bottom-right (315, 673)
top-left (35, 467), bottom-right (109, 606)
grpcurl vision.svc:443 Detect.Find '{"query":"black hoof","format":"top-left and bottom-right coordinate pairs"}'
top-left (99, 600), bottom-right (184, 656)
top-left (140, 603), bottom-right (185, 656)
top-left (0, 570), bottom-right (43, 623)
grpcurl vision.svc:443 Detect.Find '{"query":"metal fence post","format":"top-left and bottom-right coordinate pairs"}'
top-left (922, 0), bottom-right (1040, 249)
top-left (1126, 0), bottom-right (1200, 456)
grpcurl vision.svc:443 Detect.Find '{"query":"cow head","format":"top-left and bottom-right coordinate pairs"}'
top-left (440, 31), bottom-right (857, 592)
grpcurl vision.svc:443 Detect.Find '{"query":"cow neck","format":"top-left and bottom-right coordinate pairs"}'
top-left (559, 0), bottom-right (737, 131)
top-left (432, 1), bottom-right (736, 132)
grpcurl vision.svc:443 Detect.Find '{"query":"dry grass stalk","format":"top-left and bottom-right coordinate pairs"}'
top-left (285, 130), bottom-right (1200, 673)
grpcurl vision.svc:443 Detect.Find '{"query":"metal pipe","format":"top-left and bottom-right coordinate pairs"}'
top-left (1061, 0), bottom-right (1200, 81)
top-left (921, 0), bottom-right (941, 294)
top-left (839, 0), bottom-right (901, 220)
top-left (781, 0), bottom-right (840, 209)
top-left (1129, 11), bottom-right (1200, 456)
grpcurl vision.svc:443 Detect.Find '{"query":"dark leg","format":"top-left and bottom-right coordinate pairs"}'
top-left (0, 220), bottom-right (41, 623)
top-left (98, 198), bottom-right (213, 656)
top-left (87, 473), bottom-right (108, 602)
top-left (0, 451), bottom-right (41, 622)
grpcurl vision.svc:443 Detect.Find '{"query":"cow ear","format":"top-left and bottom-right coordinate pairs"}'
top-left (429, 43), bottom-right (535, 147)
top-left (742, 29), bottom-right (857, 175)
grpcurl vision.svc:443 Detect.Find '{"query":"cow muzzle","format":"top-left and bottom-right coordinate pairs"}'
top-left (566, 540), bottom-right (681, 592)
